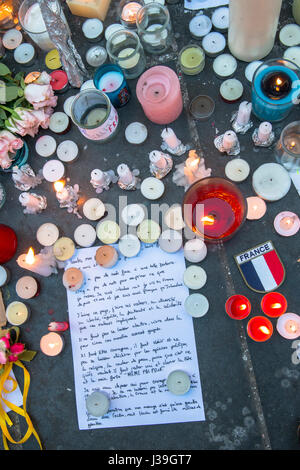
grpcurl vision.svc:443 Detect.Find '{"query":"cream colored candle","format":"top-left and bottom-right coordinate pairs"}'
top-left (6, 301), bottom-right (29, 326)
top-left (228, 0), bottom-right (282, 62)
top-left (66, 0), bottom-right (111, 21)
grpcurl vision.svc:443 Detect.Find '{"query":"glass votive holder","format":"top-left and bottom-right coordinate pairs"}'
top-left (18, 0), bottom-right (67, 51)
top-left (0, 0), bottom-right (19, 32)
top-left (251, 58), bottom-right (300, 122)
top-left (136, 3), bottom-right (173, 54)
top-left (182, 177), bottom-right (247, 243)
top-left (275, 121), bottom-right (300, 171)
top-left (93, 63), bottom-right (131, 108)
top-left (106, 29), bottom-right (146, 79)
top-left (70, 89), bottom-right (119, 143)
top-left (118, 0), bottom-right (144, 29)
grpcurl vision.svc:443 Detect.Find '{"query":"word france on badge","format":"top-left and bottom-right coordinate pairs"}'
top-left (234, 241), bottom-right (285, 293)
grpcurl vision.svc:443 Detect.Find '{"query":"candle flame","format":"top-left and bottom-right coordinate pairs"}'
top-left (54, 180), bottom-right (65, 192)
top-left (258, 325), bottom-right (270, 335)
top-left (239, 304), bottom-right (247, 311)
top-left (25, 247), bottom-right (35, 265)
top-left (190, 158), bottom-right (200, 169)
top-left (276, 78), bottom-right (282, 86)
top-left (201, 215), bottom-right (215, 225)
top-left (271, 303), bottom-right (282, 309)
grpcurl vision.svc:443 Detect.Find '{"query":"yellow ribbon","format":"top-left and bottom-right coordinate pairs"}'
top-left (0, 359), bottom-right (42, 450)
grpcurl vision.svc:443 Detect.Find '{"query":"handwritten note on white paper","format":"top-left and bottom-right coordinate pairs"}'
top-left (184, 0), bottom-right (228, 11)
top-left (65, 244), bottom-right (205, 430)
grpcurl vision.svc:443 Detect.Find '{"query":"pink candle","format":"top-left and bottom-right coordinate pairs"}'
top-left (136, 66), bottom-right (183, 124)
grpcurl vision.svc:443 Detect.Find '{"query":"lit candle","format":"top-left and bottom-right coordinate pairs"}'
top-left (274, 211), bottom-right (300, 237)
top-left (120, 1), bottom-right (142, 27)
top-left (40, 332), bottom-right (64, 356)
top-left (17, 247), bottom-right (56, 277)
top-left (225, 294), bottom-right (251, 320)
top-left (246, 196), bottom-right (267, 220)
top-left (261, 292), bottom-right (288, 318)
top-left (54, 180), bottom-right (69, 203)
top-left (247, 316), bottom-right (273, 342)
top-left (276, 313), bottom-right (300, 339)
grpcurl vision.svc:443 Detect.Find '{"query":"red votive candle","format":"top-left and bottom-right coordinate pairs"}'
top-left (247, 316), bottom-right (273, 342)
top-left (0, 224), bottom-right (17, 264)
top-left (50, 70), bottom-right (69, 93)
top-left (261, 292), bottom-right (287, 318)
top-left (183, 177), bottom-right (246, 242)
top-left (225, 295), bottom-right (251, 320)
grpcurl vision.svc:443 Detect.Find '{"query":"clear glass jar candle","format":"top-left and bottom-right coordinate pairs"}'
top-left (106, 29), bottom-right (146, 79)
top-left (18, 0), bottom-right (67, 51)
top-left (119, 0), bottom-right (144, 29)
top-left (136, 3), bottom-right (172, 54)
top-left (275, 121), bottom-right (300, 171)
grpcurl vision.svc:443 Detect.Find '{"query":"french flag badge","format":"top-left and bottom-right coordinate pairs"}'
top-left (234, 241), bottom-right (285, 293)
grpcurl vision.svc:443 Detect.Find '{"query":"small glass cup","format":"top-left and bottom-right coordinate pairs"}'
top-left (275, 120), bottom-right (300, 171)
top-left (106, 29), bottom-right (146, 79)
top-left (18, 0), bottom-right (67, 51)
top-left (136, 3), bottom-right (172, 54)
top-left (0, 0), bottom-right (20, 32)
top-left (118, 0), bottom-right (144, 29)
top-left (70, 89), bottom-right (119, 143)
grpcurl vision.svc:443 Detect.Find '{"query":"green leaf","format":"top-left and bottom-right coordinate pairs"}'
top-left (0, 107), bottom-right (6, 120)
top-left (5, 85), bottom-right (19, 102)
top-left (0, 63), bottom-right (11, 76)
top-left (17, 88), bottom-right (24, 97)
top-left (18, 350), bottom-right (37, 362)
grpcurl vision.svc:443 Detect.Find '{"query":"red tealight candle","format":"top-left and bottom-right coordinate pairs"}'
top-left (0, 224), bottom-right (17, 264)
top-left (183, 177), bottom-right (246, 242)
top-left (50, 70), bottom-right (69, 93)
top-left (261, 292), bottom-right (287, 318)
top-left (247, 316), bottom-right (273, 342)
top-left (225, 294), bottom-right (251, 320)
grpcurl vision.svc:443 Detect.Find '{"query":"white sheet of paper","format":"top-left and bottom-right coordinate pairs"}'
top-left (1, 370), bottom-right (23, 413)
top-left (290, 170), bottom-right (300, 196)
top-left (184, 0), bottom-right (228, 11)
top-left (65, 244), bottom-right (205, 430)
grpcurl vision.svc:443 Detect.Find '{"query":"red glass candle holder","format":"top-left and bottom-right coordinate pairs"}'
top-left (225, 294), bottom-right (251, 320)
top-left (261, 292), bottom-right (288, 318)
top-left (182, 177), bottom-right (247, 242)
top-left (0, 224), bottom-right (17, 263)
top-left (247, 316), bottom-right (273, 342)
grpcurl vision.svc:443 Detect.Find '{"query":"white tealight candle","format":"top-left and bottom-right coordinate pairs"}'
top-left (63, 95), bottom-right (77, 117)
top-left (86, 46), bottom-right (107, 68)
top-left (0, 265), bottom-right (10, 287)
top-left (225, 158), bottom-right (250, 182)
top-left (220, 79), bottom-right (243, 103)
top-left (273, 211), bottom-right (300, 237)
top-left (189, 14), bottom-right (212, 39)
top-left (166, 370), bottom-right (190, 396)
top-left (57, 140), bottom-right (79, 163)
top-left (105, 23), bottom-right (126, 41)
top-left (125, 122), bottom-right (148, 144)
top-left (158, 229), bottom-right (182, 253)
top-left (80, 80), bottom-right (97, 91)
top-left (183, 238), bottom-right (207, 263)
top-left (2, 29), bottom-right (23, 50)
top-left (121, 204), bottom-right (145, 226)
top-left (213, 53), bottom-right (237, 78)
top-left (252, 163), bottom-right (291, 201)
top-left (246, 197), bottom-right (267, 220)
top-left (140, 177), bottom-right (165, 200)
top-left (49, 112), bottom-right (70, 134)
top-left (82, 18), bottom-right (104, 41)
top-left (279, 23), bottom-right (300, 47)
top-left (137, 219), bottom-right (161, 244)
top-left (6, 301), bottom-right (29, 326)
top-left (83, 198), bottom-right (106, 221)
top-left (164, 205), bottom-right (185, 231)
top-left (283, 46), bottom-right (300, 68)
top-left (183, 265), bottom-right (207, 290)
top-left (74, 223), bottom-right (97, 247)
top-left (36, 222), bottom-right (59, 246)
top-left (96, 220), bottom-right (121, 244)
top-left (276, 313), bottom-right (300, 340)
top-left (211, 7), bottom-right (229, 31)
top-left (244, 61), bottom-right (263, 83)
top-left (117, 48), bottom-right (140, 69)
top-left (35, 135), bottom-right (57, 158)
top-left (143, 24), bottom-right (168, 46)
top-left (42, 159), bottom-right (65, 182)
top-left (184, 293), bottom-right (209, 318)
top-left (118, 234), bottom-right (141, 258)
top-left (86, 391), bottom-right (110, 417)
top-left (14, 43), bottom-right (35, 65)
top-left (202, 32), bottom-right (226, 57)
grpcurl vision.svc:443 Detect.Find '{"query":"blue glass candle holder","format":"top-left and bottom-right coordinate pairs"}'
top-left (252, 58), bottom-right (300, 122)
top-left (93, 64), bottom-right (131, 108)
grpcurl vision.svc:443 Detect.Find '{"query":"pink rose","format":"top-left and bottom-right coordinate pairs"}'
top-left (8, 343), bottom-right (25, 362)
top-left (0, 151), bottom-right (12, 169)
top-left (0, 138), bottom-right (9, 154)
top-left (0, 350), bottom-right (7, 364)
top-left (0, 335), bottom-right (10, 349)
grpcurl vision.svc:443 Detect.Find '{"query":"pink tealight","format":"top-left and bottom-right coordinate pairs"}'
top-left (276, 313), bottom-right (300, 339)
top-left (274, 211), bottom-right (300, 236)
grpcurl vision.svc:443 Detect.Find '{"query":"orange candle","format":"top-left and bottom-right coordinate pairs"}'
top-left (40, 332), bottom-right (64, 356)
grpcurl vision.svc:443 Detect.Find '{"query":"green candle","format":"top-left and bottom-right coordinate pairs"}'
top-left (179, 45), bottom-right (205, 75)
top-left (293, 0), bottom-right (300, 24)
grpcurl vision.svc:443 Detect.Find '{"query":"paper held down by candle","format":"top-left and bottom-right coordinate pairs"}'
top-left (64, 244), bottom-right (205, 429)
